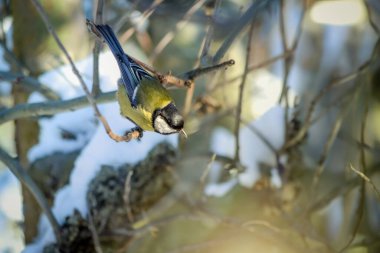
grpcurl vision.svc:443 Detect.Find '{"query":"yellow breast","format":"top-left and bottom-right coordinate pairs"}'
top-left (116, 84), bottom-right (155, 131)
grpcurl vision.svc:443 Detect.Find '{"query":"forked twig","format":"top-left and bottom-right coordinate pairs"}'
top-left (350, 164), bottom-right (380, 201)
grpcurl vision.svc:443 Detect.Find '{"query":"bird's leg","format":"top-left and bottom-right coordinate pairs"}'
top-left (124, 126), bottom-right (143, 141)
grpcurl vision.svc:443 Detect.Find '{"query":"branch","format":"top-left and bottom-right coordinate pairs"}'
top-left (91, 0), bottom-right (104, 96)
top-left (0, 70), bottom-right (60, 100)
top-left (118, 0), bottom-right (164, 43)
top-left (0, 147), bottom-right (61, 243)
top-left (182, 59), bottom-right (235, 81)
top-left (212, 0), bottom-right (278, 64)
top-left (30, 0), bottom-right (140, 142)
top-left (233, 22), bottom-right (254, 163)
top-left (0, 91), bottom-right (115, 125)
top-left (364, 0), bottom-right (380, 35)
top-left (88, 19), bottom-right (235, 90)
top-left (209, 51), bottom-right (293, 94)
top-left (307, 164), bottom-right (380, 215)
top-left (150, 0), bottom-right (207, 62)
top-left (281, 38), bottom-right (380, 152)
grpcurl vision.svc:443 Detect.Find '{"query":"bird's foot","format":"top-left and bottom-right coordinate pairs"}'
top-left (124, 127), bottom-right (144, 141)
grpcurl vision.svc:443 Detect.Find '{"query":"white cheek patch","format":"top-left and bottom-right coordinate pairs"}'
top-left (154, 116), bottom-right (177, 134)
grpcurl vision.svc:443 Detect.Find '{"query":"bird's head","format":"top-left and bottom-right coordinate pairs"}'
top-left (152, 102), bottom-right (184, 135)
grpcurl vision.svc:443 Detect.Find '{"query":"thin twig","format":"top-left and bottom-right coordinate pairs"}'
top-left (278, 0), bottom-right (289, 81)
top-left (209, 51), bottom-right (293, 94)
top-left (119, 0), bottom-right (164, 43)
top-left (87, 208), bottom-right (104, 253)
top-left (311, 93), bottom-right (354, 192)
top-left (281, 38), bottom-right (380, 152)
top-left (123, 169), bottom-right (135, 223)
top-left (30, 0), bottom-right (140, 142)
top-left (91, 0), bottom-right (104, 96)
top-left (182, 59), bottom-right (235, 81)
top-left (199, 153), bottom-right (216, 189)
top-left (0, 147), bottom-right (61, 243)
top-left (364, 0), bottom-right (380, 35)
top-left (350, 164), bottom-right (380, 201)
top-left (182, 0), bottom-right (219, 118)
top-left (133, 57), bottom-right (234, 88)
top-left (233, 22), bottom-right (254, 163)
top-left (278, 0), bottom-right (291, 144)
top-left (150, 0), bottom-right (207, 62)
top-left (277, 0), bottom-right (307, 95)
top-left (338, 103), bottom-right (368, 252)
top-left (349, 101), bottom-right (380, 200)
top-left (240, 118), bottom-right (277, 155)
top-left (200, 0), bottom-right (220, 65)
top-left (307, 164), bottom-right (380, 215)
top-left (278, 0), bottom-right (305, 145)
top-left (212, 0), bottom-right (278, 64)
top-left (88, 20), bottom-right (235, 90)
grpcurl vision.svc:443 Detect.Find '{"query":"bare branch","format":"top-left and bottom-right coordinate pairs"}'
top-left (87, 206), bottom-right (104, 253)
top-left (364, 0), bottom-right (380, 35)
top-left (233, 23), bottom-right (254, 163)
top-left (91, 0), bottom-right (104, 96)
top-left (0, 70), bottom-right (60, 100)
top-left (281, 38), bottom-right (380, 152)
top-left (150, 0), bottom-right (207, 62)
top-left (0, 147), bottom-right (61, 243)
top-left (311, 89), bottom-right (356, 191)
top-left (0, 91), bottom-right (115, 125)
top-left (118, 0), bottom-right (164, 43)
top-left (123, 169), bottom-right (135, 223)
top-left (212, 0), bottom-right (278, 64)
top-left (350, 164), bottom-right (380, 201)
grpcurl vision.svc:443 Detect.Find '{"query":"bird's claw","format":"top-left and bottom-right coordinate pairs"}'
top-left (124, 127), bottom-right (144, 141)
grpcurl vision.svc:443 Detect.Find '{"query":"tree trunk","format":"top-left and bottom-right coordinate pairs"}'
top-left (11, 0), bottom-right (89, 243)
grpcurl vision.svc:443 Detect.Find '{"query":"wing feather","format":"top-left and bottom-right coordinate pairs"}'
top-left (94, 24), bottom-right (152, 105)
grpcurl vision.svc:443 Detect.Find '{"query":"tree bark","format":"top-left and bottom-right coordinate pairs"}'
top-left (11, 0), bottom-right (90, 243)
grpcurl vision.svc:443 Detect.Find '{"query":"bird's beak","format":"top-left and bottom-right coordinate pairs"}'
top-left (180, 129), bottom-right (188, 138)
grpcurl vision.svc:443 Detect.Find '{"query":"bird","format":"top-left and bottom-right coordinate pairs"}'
top-left (90, 22), bottom-right (185, 138)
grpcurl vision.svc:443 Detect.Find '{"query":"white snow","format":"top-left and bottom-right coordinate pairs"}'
top-left (0, 170), bottom-right (24, 253)
top-left (205, 178), bottom-right (238, 197)
top-left (270, 168), bottom-right (282, 188)
top-left (0, 171), bottom-right (22, 221)
top-left (0, 43), bottom-right (11, 95)
top-left (27, 109), bottom-right (96, 161)
top-left (238, 106), bottom-right (286, 187)
top-left (249, 69), bottom-right (295, 117)
top-left (206, 106), bottom-right (286, 196)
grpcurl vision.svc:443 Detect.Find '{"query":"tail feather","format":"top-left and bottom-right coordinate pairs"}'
top-left (95, 24), bottom-right (125, 58)
top-left (94, 23), bottom-right (152, 105)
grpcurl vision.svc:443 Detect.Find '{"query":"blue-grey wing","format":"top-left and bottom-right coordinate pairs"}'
top-left (94, 24), bottom-right (152, 105)
top-left (118, 54), bottom-right (153, 105)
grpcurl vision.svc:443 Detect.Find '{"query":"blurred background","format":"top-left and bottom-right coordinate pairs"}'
top-left (0, 0), bottom-right (380, 252)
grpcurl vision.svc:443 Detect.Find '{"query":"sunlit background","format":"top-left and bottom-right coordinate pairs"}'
top-left (0, 0), bottom-right (379, 252)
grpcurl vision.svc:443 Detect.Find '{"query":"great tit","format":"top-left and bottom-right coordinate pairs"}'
top-left (93, 23), bottom-right (184, 136)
